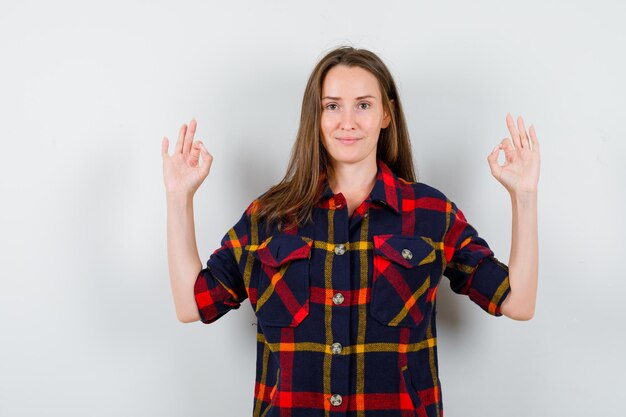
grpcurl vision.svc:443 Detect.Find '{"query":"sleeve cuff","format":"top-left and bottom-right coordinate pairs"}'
top-left (193, 268), bottom-right (241, 324)
top-left (467, 257), bottom-right (511, 317)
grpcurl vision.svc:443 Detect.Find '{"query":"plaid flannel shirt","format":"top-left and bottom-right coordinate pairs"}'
top-left (194, 158), bottom-right (511, 417)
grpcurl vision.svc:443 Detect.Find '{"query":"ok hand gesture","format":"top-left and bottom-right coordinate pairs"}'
top-left (487, 113), bottom-right (541, 195)
top-left (161, 118), bottom-right (213, 197)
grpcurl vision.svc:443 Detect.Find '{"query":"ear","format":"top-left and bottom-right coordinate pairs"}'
top-left (382, 99), bottom-right (395, 128)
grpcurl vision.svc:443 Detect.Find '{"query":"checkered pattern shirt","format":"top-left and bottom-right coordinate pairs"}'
top-left (194, 158), bottom-right (511, 417)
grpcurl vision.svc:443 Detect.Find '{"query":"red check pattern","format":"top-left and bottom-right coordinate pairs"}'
top-left (194, 158), bottom-right (511, 417)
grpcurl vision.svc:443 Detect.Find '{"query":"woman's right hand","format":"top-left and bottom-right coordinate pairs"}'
top-left (161, 118), bottom-right (213, 198)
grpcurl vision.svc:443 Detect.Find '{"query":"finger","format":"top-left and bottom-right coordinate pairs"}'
top-left (188, 141), bottom-right (202, 167)
top-left (506, 113), bottom-right (521, 151)
top-left (500, 137), bottom-right (515, 152)
top-left (517, 116), bottom-right (530, 150)
top-left (501, 137), bottom-right (516, 163)
top-left (175, 124), bottom-right (187, 154)
top-left (190, 140), bottom-right (202, 158)
top-left (529, 125), bottom-right (539, 152)
top-left (183, 118), bottom-right (197, 155)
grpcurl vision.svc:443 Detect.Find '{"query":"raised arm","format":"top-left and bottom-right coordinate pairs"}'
top-left (487, 113), bottom-right (540, 321)
top-left (162, 118), bottom-right (213, 323)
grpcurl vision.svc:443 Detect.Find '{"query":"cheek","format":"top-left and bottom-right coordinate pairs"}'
top-left (320, 115), bottom-right (336, 138)
top-left (363, 112), bottom-right (384, 131)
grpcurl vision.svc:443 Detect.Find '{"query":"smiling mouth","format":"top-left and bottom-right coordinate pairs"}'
top-left (338, 138), bottom-right (359, 145)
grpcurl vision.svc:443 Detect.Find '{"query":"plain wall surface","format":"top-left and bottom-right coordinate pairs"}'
top-left (1, 1), bottom-right (625, 416)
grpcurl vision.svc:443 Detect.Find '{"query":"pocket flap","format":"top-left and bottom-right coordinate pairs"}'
top-left (373, 234), bottom-right (436, 269)
top-left (252, 235), bottom-right (312, 267)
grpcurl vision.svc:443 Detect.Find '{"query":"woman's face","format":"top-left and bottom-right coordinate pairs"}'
top-left (320, 65), bottom-right (391, 168)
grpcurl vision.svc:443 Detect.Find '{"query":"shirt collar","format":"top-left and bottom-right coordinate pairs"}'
top-left (318, 158), bottom-right (402, 215)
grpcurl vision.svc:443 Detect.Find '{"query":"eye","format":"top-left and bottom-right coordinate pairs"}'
top-left (324, 103), bottom-right (338, 110)
top-left (358, 102), bottom-right (371, 110)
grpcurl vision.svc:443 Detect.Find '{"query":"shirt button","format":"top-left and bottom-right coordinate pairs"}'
top-left (401, 248), bottom-right (413, 260)
top-left (334, 243), bottom-right (346, 256)
top-left (333, 293), bottom-right (344, 305)
top-left (331, 342), bottom-right (342, 354)
top-left (364, 212), bottom-right (369, 217)
top-left (330, 393), bottom-right (342, 406)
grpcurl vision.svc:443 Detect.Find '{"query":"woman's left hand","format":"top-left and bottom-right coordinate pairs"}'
top-left (487, 113), bottom-right (541, 195)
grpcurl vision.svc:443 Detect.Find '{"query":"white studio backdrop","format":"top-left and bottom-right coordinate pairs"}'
top-left (1, 1), bottom-right (624, 416)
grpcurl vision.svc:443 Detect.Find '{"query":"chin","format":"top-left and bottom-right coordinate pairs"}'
top-left (323, 142), bottom-right (377, 166)
top-left (328, 153), bottom-right (372, 166)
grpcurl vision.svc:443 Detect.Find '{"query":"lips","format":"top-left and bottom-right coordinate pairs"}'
top-left (337, 136), bottom-right (360, 144)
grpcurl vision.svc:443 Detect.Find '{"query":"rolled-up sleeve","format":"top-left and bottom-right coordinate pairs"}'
top-left (442, 201), bottom-right (511, 316)
top-left (194, 210), bottom-right (250, 324)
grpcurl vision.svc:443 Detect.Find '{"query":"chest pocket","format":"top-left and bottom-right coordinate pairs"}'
top-left (251, 234), bottom-right (312, 327)
top-left (370, 234), bottom-right (437, 328)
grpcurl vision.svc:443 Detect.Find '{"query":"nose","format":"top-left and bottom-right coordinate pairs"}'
top-left (340, 107), bottom-right (357, 130)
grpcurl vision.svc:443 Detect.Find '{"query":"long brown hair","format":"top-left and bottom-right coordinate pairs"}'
top-left (255, 46), bottom-right (416, 233)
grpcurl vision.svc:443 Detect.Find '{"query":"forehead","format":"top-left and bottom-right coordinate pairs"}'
top-left (321, 65), bottom-right (381, 98)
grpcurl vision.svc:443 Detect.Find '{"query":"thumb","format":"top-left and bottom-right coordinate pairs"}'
top-left (161, 136), bottom-right (169, 158)
top-left (487, 144), bottom-right (502, 177)
top-left (199, 143), bottom-right (213, 177)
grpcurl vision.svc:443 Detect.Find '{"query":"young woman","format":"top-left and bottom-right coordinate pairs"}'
top-left (162, 46), bottom-right (539, 417)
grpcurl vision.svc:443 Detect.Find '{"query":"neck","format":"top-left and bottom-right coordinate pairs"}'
top-left (328, 157), bottom-right (378, 196)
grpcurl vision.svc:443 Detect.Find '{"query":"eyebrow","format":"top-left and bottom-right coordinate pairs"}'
top-left (321, 95), bottom-right (377, 101)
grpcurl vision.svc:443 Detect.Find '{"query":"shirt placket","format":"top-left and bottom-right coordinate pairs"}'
top-left (326, 193), bottom-right (350, 414)
top-left (327, 193), bottom-right (372, 415)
